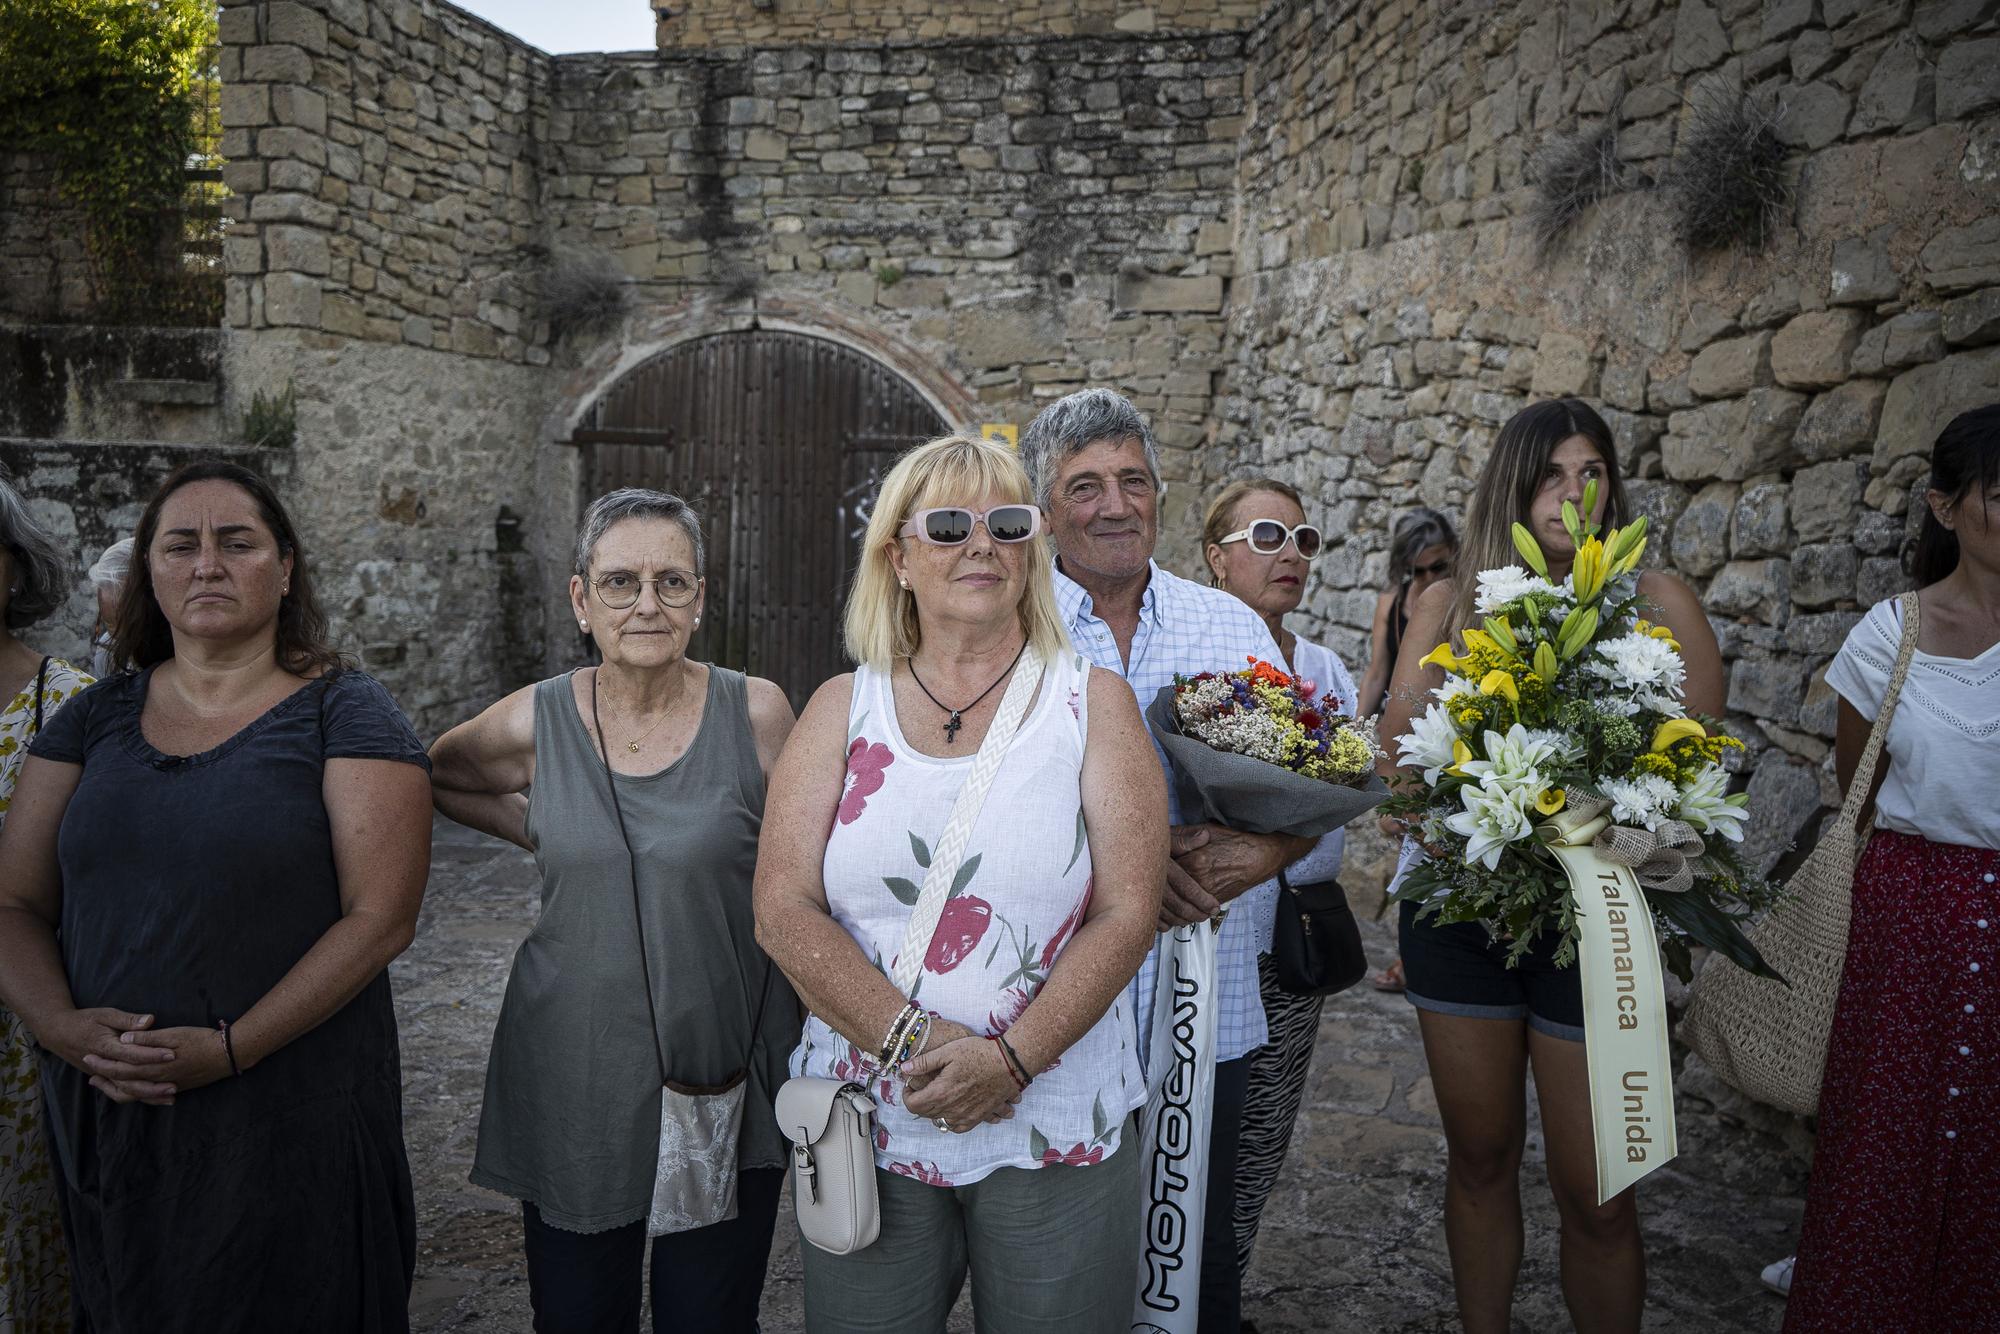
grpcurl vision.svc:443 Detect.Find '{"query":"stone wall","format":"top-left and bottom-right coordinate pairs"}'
top-left (218, 0), bottom-right (554, 361)
top-left (1208, 0), bottom-right (2000, 876)
top-left (654, 0), bottom-right (1262, 48)
top-left (543, 33), bottom-right (1246, 504)
top-left (214, 0), bottom-right (568, 732)
top-left (0, 152), bottom-right (93, 321)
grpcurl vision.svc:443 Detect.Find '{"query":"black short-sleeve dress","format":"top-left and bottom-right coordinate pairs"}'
top-left (28, 666), bottom-right (428, 1334)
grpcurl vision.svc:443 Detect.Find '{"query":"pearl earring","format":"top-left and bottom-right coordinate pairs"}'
top-left (579, 620), bottom-right (590, 632)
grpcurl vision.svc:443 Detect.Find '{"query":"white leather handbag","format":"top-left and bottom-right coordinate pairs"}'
top-left (774, 1078), bottom-right (882, 1254)
top-left (775, 648), bottom-right (1044, 1255)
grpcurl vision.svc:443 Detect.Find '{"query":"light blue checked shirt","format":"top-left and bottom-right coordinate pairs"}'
top-left (1053, 559), bottom-right (1284, 1065)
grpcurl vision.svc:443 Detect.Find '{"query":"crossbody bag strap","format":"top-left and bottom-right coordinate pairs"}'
top-left (1834, 591), bottom-right (1921, 833)
top-left (889, 646), bottom-right (1044, 997)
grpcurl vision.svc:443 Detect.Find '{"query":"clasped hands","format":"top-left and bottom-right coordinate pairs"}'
top-left (43, 1007), bottom-right (236, 1106)
top-left (1159, 823), bottom-right (1305, 931)
top-left (899, 1017), bottom-right (1023, 1133)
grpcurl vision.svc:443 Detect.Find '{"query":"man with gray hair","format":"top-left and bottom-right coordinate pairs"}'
top-left (1022, 387), bottom-right (1313, 1332)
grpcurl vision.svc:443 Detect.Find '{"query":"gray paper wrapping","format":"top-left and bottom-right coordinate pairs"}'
top-left (1144, 683), bottom-right (1390, 837)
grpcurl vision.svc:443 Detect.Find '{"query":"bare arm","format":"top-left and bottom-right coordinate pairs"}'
top-left (429, 684), bottom-right (537, 850)
top-left (745, 675), bottom-right (798, 780)
top-left (1355, 587), bottom-right (1398, 719)
top-left (1375, 579), bottom-right (1455, 834)
top-left (1638, 570), bottom-right (1726, 719)
top-left (0, 756), bottom-right (174, 1099)
top-left (752, 675), bottom-right (913, 1060)
top-left (105, 758), bottom-right (434, 1091)
top-left (1833, 697), bottom-right (1891, 834)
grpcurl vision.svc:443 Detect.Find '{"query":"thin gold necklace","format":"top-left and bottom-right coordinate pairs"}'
top-left (599, 669), bottom-right (680, 753)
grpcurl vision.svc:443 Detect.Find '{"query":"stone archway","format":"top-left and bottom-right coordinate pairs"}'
top-left (575, 329), bottom-right (948, 703)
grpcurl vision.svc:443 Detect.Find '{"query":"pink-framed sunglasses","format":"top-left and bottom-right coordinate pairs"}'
top-left (897, 505), bottom-right (1043, 546)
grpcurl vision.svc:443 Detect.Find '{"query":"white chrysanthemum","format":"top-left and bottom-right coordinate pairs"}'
top-left (1446, 782), bottom-right (1538, 870)
top-left (1598, 773), bottom-right (1681, 831)
top-left (1675, 764), bottom-right (1749, 842)
top-left (1587, 632), bottom-right (1687, 713)
top-left (1473, 566), bottom-right (1562, 615)
top-left (1457, 724), bottom-right (1561, 795)
top-left (1397, 703), bottom-right (1462, 785)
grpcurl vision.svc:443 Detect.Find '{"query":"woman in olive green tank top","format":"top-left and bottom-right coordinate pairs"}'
top-left (429, 490), bottom-right (798, 1334)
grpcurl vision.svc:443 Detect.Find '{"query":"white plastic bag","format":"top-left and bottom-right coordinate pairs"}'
top-left (1130, 922), bottom-right (1222, 1334)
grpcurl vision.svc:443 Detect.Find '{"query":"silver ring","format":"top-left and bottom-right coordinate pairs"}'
top-left (933, 1117), bottom-right (952, 1133)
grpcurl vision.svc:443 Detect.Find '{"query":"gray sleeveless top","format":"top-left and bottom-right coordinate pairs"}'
top-left (470, 666), bottom-right (799, 1233)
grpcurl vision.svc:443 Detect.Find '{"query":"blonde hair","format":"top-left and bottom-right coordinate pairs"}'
top-left (843, 434), bottom-right (1072, 670)
top-left (1200, 477), bottom-right (1305, 586)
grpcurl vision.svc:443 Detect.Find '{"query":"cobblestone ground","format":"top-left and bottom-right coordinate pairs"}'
top-left (400, 819), bottom-right (1806, 1333)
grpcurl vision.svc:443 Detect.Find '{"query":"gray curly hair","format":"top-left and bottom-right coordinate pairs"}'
top-left (0, 477), bottom-right (71, 630)
top-left (1018, 387), bottom-right (1162, 510)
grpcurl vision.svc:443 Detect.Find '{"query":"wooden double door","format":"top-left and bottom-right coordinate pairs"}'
top-left (577, 331), bottom-right (947, 705)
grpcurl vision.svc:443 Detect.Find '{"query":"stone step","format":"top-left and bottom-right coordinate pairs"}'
top-left (106, 378), bottom-right (220, 407)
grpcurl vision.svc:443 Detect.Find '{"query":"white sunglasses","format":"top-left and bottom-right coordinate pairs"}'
top-left (1218, 520), bottom-right (1322, 560)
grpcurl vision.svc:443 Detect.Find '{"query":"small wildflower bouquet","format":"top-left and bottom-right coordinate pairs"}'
top-left (1387, 482), bottom-right (1779, 1201)
top-left (1144, 656), bottom-right (1389, 839)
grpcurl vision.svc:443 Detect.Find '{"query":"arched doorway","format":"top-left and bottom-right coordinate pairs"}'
top-left (574, 330), bottom-right (948, 704)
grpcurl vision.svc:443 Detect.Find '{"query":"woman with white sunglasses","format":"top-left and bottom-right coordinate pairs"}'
top-left (755, 434), bottom-right (1164, 1332)
top-left (1200, 478), bottom-right (1362, 1285)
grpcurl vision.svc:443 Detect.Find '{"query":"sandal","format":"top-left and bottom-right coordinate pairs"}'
top-left (1372, 958), bottom-right (1406, 993)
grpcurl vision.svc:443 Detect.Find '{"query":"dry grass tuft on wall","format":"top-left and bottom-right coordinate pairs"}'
top-left (541, 246), bottom-right (633, 339)
top-left (1527, 120), bottom-right (1624, 256)
top-left (1665, 93), bottom-right (1791, 253)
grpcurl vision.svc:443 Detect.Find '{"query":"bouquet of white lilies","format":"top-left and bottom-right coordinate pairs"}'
top-left (1386, 481), bottom-right (1779, 985)
top-left (1387, 482), bottom-right (1782, 1201)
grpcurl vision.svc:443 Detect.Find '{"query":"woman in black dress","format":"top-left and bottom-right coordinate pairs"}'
top-left (0, 461), bottom-right (431, 1334)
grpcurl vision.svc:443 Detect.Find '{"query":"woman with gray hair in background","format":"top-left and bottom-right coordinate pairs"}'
top-left (86, 537), bottom-right (134, 678)
top-left (428, 488), bottom-right (800, 1334)
top-left (0, 477), bottom-right (91, 1331)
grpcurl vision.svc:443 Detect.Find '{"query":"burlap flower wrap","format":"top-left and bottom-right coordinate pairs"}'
top-left (1143, 684), bottom-right (1390, 837)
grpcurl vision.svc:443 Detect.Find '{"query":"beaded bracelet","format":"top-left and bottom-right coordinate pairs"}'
top-left (892, 1011), bottom-right (931, 1069)
top-left (878, 1002), bottom-right (921, 1068)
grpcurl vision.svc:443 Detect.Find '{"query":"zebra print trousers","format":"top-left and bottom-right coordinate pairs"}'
top-left (1233, 952), bottom-right (1325, 1274)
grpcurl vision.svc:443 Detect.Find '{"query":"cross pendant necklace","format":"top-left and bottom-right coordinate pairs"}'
top-left (908, 641), bottom-right (1027, 745)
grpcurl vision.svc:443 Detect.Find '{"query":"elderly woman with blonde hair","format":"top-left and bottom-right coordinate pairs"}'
top-left (755, 433), bottom-right (1166, 1333)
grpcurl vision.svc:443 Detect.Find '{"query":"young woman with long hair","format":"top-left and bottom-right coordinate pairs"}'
top-left (1784, 404), bottom-right (2000, 1332)
top-left (1377, 398), bottom-right (1724, 1334)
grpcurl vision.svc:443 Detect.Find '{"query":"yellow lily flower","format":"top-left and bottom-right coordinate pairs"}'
top-left (1419, 641), bottom-right (1466, 673)
top-left (1535, 788), bottom-right (1566, 816)
top-left (1650, 719), bottom-right (1707, 753)
top-left (1478, 669), bottom-right (1520, 703)
top-left (1572, 534), bottom-right (1607, 602)
top-left (1449, 738), bottom-right (1474, 775)
top-left (1461, 627), bottom-right (1507, 659)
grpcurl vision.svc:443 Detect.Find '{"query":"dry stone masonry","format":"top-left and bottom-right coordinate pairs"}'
top-left (4, 0), bottom-right (1997, 875)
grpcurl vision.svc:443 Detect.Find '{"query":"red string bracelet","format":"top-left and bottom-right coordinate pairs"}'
top-left (987, 1035), bottom-right (1029, 1091)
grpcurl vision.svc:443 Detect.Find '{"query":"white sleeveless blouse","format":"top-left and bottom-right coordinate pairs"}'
top-left (789, 649), bottom-right (1143, 1187)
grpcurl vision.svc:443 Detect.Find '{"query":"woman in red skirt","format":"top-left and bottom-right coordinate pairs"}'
top-left (1787, 404), bottom-right (2000, 1333)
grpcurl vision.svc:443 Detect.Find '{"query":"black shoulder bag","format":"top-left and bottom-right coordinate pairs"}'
top-left (1270, 868), bottom-right (1368, 997)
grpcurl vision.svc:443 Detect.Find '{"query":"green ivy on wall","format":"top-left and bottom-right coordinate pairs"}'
top-left (0, 0), bottom-right (220, 322)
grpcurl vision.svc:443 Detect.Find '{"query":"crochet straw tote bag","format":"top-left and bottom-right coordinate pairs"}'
top-left (1679, 592), bottom-right (1921, 1117)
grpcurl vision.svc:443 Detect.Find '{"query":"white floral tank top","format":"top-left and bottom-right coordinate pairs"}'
top-left (790, 649), bottom-right (1143, 1187)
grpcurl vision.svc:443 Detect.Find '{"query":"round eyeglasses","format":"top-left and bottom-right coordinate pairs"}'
top-left (897, 505), bottom-right (1043, 546)
top-left (591, 570), bottom-right (701, 609)
top-left (1217, 519), bottom-right (1322, 560)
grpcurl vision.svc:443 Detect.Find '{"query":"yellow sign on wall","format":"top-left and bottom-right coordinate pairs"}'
top-left (979, 423), bottom-right (1018, 449)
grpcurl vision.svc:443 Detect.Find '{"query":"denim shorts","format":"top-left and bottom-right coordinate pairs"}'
top-left (1398, 899), bottom-right (1585, 1041)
